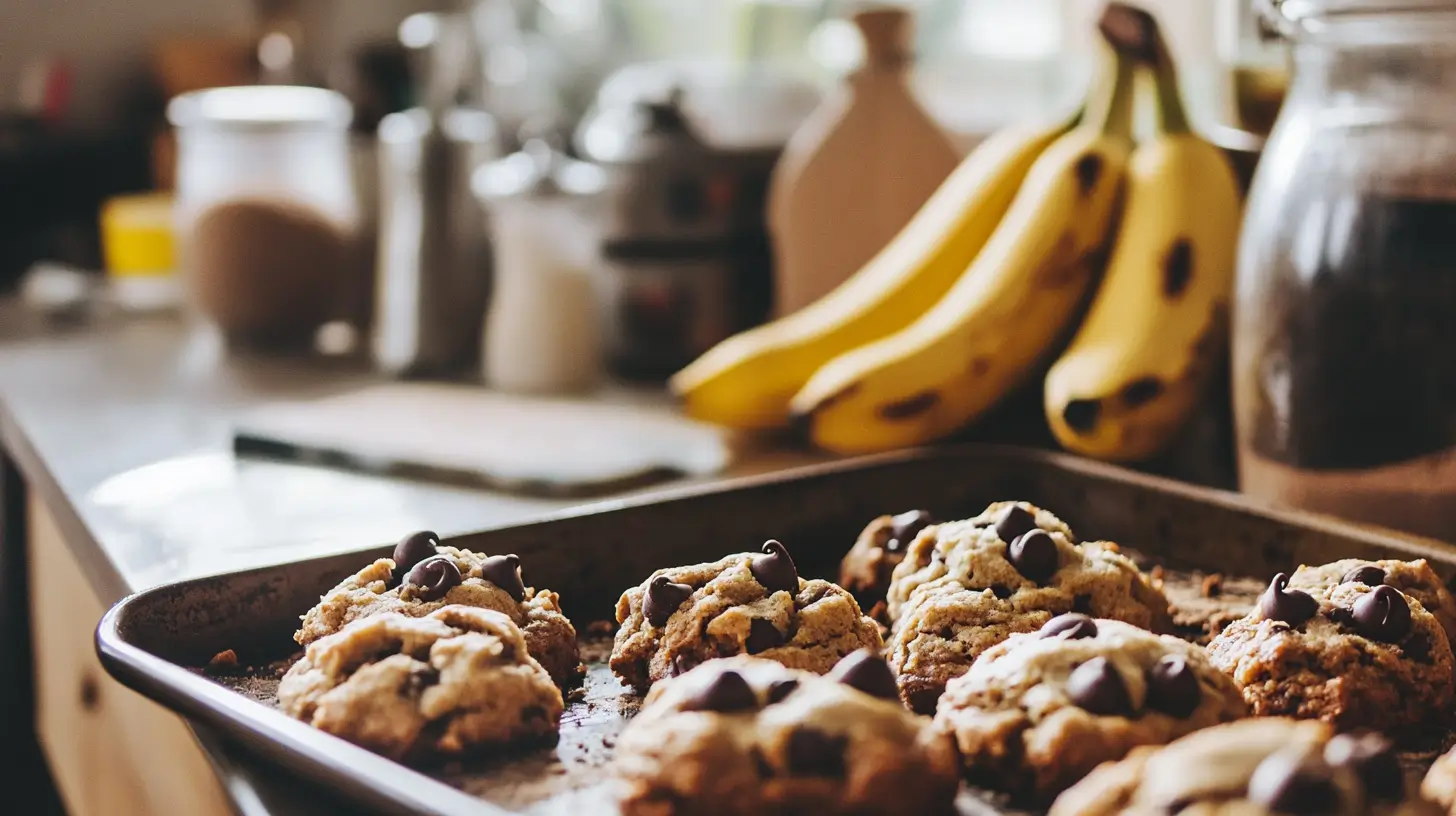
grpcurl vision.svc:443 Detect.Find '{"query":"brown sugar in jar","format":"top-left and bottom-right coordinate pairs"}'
top-left (186, 197), bottom-right (357, 349)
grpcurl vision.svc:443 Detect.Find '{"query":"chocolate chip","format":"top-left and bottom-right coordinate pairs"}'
top-left (746, 619), bottom-right (785, 654)
top-left (1342, 565), bottom-right (1387, 587)
top-left (405, 555), bottom-right (462, 601)
top-left (1324, 732), bottom-right (1403, 803)
top-left (750, 540), bottom-right (799, 594)
top-left (479, 553), bottom-right (525, 602)
top-left (682, 669), bottom-right (758, 713)
top-left (784, 728), bottom-right (847, 777)
top-left (828, 649), bottom-right (899, 701)
top-left (994, 505), bottom-right (1039, 543)
top-left (644, 575), bottom-right (694, 627)
top-left (392, 531), bottom-right (440, 579)
top-left (991, 585), bottom-right (1013, 600)
top-left (1008, 530), bottom-right (1060, 583)
top-left (1144, 655), bottom-right (1201, 718)
top-left (887, 509), bottom-right (935, 552)
top-left (766, 678), bottom-right (800, 704)
top-left (1066, 657), bottom-right (1131, 716)
top-left (1248, 751), bottom-right (1342, 814)
top-left (1351, 585), bottom-right (1412, 642)
top-left (1040, 613), bottom-right (1098, 640)
top-left (1259, 573), bottom-right (1319, 626)
top-left (1072, 594), bottom-right (1094, 613)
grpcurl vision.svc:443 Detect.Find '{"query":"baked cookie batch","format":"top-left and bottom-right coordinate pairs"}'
top-left (275, 504), bottom-right (1456, 814)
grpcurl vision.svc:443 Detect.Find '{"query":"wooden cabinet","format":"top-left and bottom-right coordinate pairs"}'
top-left (29, 494), bottom-right (230, 816)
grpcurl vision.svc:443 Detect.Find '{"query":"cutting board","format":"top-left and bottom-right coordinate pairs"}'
top-left (232, 383), bottom-right (734, 497)
top-left (766, 5), bottom-right (959, 317)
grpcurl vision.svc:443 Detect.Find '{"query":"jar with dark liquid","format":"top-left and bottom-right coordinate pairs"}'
top-left (1235, 0), bottom-right (1456, 540)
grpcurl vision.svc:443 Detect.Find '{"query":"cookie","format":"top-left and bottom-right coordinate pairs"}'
top-left (1052, 718), bottom-right (1441, 815)
top-left (278, 605), bottom-right (564, 762)
top-left (613, 653), bottom-right (960, 816)
top-left (1423, 744), bottom-right (1456, 813)
top-left (295, 531), bottom-right (583, 688)
top-left (610, 540), bottom-right (884, 694)
top-left (1207, 572), bottom-right (1455, 734)
top-left (885, 501), bottom-right (1173, 712)
top-left (1289, 558), bottom-right (1456, 649)
top-left (934, 615), bottom-right (1245, 801)
top-left (838, 509), bottom-right (937, 620)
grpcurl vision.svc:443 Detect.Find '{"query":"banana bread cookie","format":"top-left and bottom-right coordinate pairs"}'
top-left (838, 509), bottom-right (937, 621)
top-left (613, 652), bottom-right (960, 816)
top-left (934, 614), bottom-right (1245, 801)
top-left (278, 605), bottom-right (564, 763)
top-left (1289, 558), bottom-right (1456, 649)
top-left (885, 501), bottom-right (1173, 712)
top-left (610, 540), bottom-right (883, 694)
top-left (1422, 743), bottom-right (1456, 813)
top-left (1052, 718), bottom-right (1441, 815)
top-left (1207, 571), bottom-right (1455, 733)
top-left (295, 531), bottom-right (583, 689)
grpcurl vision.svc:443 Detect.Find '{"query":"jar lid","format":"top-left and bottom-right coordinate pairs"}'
top-left (167, 85), bottom-right (353, 132)
top-left (1263, 0), bottom-right (1456, 34)
top-left (471, 139), bottom-right (607, 203)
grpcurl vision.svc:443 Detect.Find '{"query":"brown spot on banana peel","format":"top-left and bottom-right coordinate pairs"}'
top-left (1119, 377), bottom-right (1164, 408)
top-left (967, 357), bottom-right (991, 377)
top-left (1062, 399), bottom-right (1102, 434)
top-left (878, 391), bottom-right (940, 421)
top-left (1162, 239), bottom-right (1194, 299)
top-left (1075, 154), bottom-right (1104, 197)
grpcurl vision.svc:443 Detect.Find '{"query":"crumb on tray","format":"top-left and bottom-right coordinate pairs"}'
top-left (1202, 573), bottom-right (1224, 598)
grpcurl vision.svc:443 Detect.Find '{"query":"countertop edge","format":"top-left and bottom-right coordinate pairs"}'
top-left (0, 392), bottom-right (131, 604)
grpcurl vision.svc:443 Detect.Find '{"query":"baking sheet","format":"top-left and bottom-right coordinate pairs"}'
top-left (97, 446), bottom-right (1456, 816)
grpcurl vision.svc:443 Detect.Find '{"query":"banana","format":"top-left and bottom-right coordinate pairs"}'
top-left (788, 47), bottom-right (1137, 455)
top-left (668, 115), bottom-right (1074, 430)
top-left (1044, 11), bottom-right (1242, 462)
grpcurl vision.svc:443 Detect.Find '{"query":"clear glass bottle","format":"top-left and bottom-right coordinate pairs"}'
top-left (1234, 0), bottom-right (1456, 540)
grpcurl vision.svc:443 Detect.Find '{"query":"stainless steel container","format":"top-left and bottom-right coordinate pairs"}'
top-left (371, 106), bottom-right (499, 378)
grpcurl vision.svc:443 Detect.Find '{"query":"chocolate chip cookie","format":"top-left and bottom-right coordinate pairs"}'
top-left (1422, 743), bottom-right (1456, 813)
top-left (933, 614), bottom-right (1245, 801)
top-left (613, 652), bottom-right (960, 816)
top-left (295, 531), bottom-right (583, 689)
top-left (1051, 718), bottom-right (1441, 815)
top-left (278, 605), bottom-right (564, 763)
top-left (1289, 558), bottom-right (1456, 649)
top-left (839, 509), bottom-right (937, 620)
top-left (610, 540), bottom-right (883, 694)
top-left (885, 501), bottom-right (1173, 712)
top-left (1207, 571), bottom-right (1455, 734)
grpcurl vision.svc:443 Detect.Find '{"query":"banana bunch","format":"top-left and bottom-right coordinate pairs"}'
top-left (671, 3), bottom-right (1242, 463)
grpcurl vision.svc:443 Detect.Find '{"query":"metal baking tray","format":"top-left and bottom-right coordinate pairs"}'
top-left (95, 446), bottom-right (1456, 816)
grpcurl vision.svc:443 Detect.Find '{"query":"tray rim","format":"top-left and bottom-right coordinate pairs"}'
top-left (94, 444), bottom-right (1456, 816)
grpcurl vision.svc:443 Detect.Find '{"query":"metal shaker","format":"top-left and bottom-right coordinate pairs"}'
top-left (371, 10), bottom-right (500, 378)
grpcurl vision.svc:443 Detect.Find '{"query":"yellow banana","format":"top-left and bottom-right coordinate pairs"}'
top-left (1044, 14), bottom-right (1242, 462)
top-left (789, 47), bottom-right (1137, 455)
top-left (668, 116), bottom-right (1073, 430)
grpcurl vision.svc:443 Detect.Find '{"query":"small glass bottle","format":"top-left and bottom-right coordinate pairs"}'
top-left (473, 139), bottom-right (608, 394)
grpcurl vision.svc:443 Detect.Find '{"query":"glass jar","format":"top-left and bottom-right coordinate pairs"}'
top-left (167, 85), bottom-right (361, 351)
top-left (1234, 0), bottom-right (1456, 540)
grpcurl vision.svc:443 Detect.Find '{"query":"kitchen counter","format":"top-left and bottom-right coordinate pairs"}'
top-left (0, 303), bottom-right (829, 816)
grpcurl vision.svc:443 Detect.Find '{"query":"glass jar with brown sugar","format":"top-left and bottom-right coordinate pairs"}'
top-left (168, 85), bottom-right (363, 352)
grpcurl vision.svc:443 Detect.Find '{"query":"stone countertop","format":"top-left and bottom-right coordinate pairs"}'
top-left (0, 303), bottom-right (829, 816)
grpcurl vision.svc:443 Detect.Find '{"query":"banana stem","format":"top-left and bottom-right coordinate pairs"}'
top-left (1082, 48), bottom-right (1137, 143)
top-left (1149, 45), bottom-right (1192, 135)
